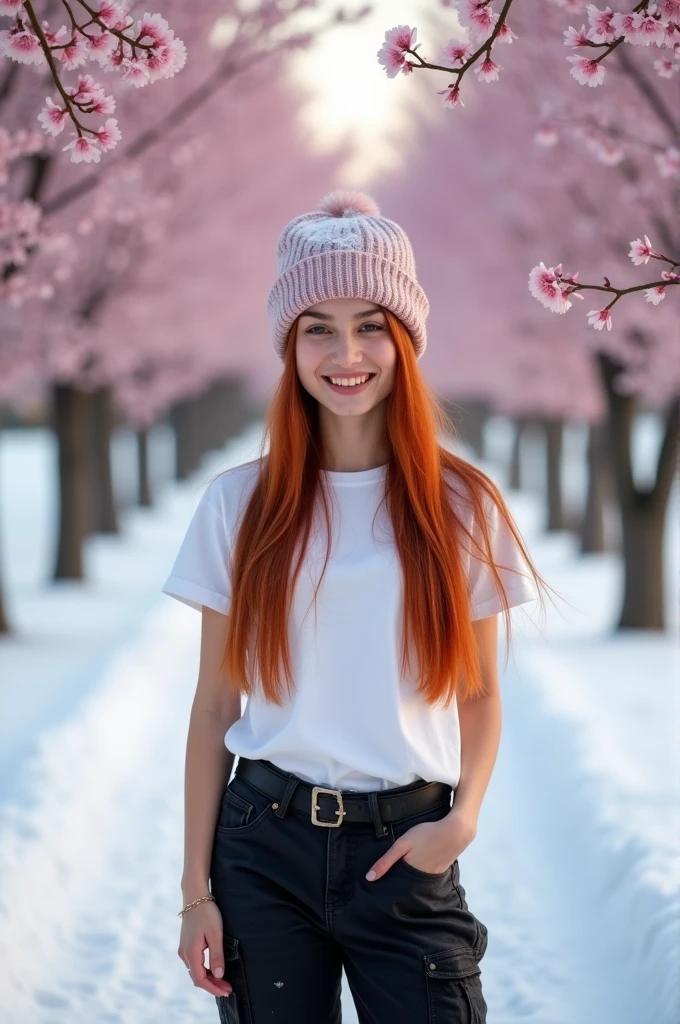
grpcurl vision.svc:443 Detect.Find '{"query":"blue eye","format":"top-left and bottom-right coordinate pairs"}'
top-left (305, 323), bottom-right (383, 334)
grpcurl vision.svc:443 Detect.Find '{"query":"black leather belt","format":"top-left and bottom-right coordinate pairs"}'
top-left (235, 756), bottom-right (453, 828)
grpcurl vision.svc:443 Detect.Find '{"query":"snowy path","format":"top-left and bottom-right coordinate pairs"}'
top-left (0, 589), bottom-right (362, 1024)
top-left (468, 649), bottom-right (679, 1024)
top-left (0, 427), bottom-right (677, 1023)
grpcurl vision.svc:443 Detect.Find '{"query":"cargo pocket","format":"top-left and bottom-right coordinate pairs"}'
top-left (216, 934), bottom-right (253, 1024)
top-left (424, 945), bottom-right (488, 1024)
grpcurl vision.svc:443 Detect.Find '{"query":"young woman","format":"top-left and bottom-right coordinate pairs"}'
top-left (163, 190), bottom-right (548, 1024)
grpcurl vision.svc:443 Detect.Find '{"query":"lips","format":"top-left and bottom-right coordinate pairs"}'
top-left (321, 373), bottom-right (376, 394)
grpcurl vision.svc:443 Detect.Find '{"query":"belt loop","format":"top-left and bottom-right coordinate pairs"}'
top-left (367, 791), bottom-right (387, 839)
top-left (274, 774), bottom-right (300, 819)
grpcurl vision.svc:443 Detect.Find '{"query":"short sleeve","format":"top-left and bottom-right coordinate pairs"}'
top-left (467, 493), bottom-right (538, 621)
top-left (162, 485), bottom-right (231, 614)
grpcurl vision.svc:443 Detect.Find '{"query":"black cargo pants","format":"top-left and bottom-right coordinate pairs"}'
top-left (209, 758), bottom-right (489, 1023)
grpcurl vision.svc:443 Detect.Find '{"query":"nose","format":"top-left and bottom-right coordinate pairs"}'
top-left (331, 327), bottom-right (365, 367)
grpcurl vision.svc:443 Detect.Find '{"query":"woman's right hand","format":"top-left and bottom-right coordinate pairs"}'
top-left (178, 900), bottom-right (233, 998)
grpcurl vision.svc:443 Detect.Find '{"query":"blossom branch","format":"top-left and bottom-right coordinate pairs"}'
top-left (529, 236), bottom-right (679, 331)
top-left (0, 1), bottom-right (187, 163)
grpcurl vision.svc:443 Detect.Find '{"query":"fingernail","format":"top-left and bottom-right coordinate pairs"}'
top-left (214, 967), bottom-right (224, 978)
top-left (366, 870), bottom-right (376, 880)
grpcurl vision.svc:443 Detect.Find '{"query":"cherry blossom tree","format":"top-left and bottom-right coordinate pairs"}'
top-left (372, 10), bottom-right (677, 629)
top-left (376, 0), bottom-right (679, 329)
top-left (0, 1), bottom-right (366, 633)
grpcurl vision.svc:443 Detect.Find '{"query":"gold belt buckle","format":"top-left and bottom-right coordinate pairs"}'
top-left (311, 786), bottom-right (346, 827)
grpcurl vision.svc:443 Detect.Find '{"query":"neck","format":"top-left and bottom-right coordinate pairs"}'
top-left (318, 404), bottom-right (388, 473)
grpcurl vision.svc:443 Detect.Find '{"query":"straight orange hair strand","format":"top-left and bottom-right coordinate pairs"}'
top-left (221, 308), bottom-right (551, 708)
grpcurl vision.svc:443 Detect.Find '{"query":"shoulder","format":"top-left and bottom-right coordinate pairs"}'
top-left (202, 457), bottom-right (264, 515)
top-left (441, 462), bottom-right (501, 525)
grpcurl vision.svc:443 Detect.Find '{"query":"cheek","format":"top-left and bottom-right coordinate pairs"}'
top-left (295, 339), bottom-right (323, 388)
top-left (376, 342), bottom-right (397, 376)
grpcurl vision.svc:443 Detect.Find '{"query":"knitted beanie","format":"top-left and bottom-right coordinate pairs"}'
top-left (266, 189), bottom-right (429, 361)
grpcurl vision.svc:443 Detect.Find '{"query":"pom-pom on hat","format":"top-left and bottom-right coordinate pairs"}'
top-left (266, 189), bottom-right (430, 361)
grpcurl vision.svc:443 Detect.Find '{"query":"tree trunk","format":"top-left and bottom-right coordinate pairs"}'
top-left (544, 417), bottom-right (565, 531)
top-left (580, 420), bottom-right (608, 554)
top-left (53, 385), bottom-right (94, 580)
top-left (137, 428), bottom-right (152, 507)
top-left (170, 399), bottom-right (197, 481)
top-left (508, 416), bottom-right (528, 490)
top-left (91, 386), bottom-right (118, 534)
top-left (440, 397), bottom-right (489, 457)
top-left (619, 494), bottom-right (667, 629)
top-left (597, 349), bottom-right (678, 631)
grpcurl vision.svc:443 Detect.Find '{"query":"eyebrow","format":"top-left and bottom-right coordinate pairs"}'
top-left (299, 307), bottom-right (384, 322)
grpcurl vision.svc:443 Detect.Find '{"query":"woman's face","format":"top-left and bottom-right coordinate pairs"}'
top-left (295, 298), bottom-right (397, 415)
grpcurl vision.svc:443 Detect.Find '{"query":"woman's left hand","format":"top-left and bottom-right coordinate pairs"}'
top-left (365, 808), bottom-right (478, 881)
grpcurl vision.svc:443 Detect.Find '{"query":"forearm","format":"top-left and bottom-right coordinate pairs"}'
top-left (447, 694), bottom-right (502, 827)
top-left (181, 706), bottom-right (237, 902)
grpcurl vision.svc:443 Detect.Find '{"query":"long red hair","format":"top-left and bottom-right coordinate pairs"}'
top-left (221, 308), bottom-right (549, 708)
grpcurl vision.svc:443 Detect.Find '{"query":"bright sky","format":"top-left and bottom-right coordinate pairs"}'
top-left (287, 1), bottom-right (460, 187)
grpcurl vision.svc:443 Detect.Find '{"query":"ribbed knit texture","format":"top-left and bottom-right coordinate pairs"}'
top-left (266, 190), bottom-right (429, 361)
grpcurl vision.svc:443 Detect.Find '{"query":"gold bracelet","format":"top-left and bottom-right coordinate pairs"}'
top-left (178, 894), bottom-right (216, 917)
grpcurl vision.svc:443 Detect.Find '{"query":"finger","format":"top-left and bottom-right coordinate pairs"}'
top-left (207, 932), bottom-right (232, 995)
top-left (365, 844), bottom-right (406, 881)
top-left (185, 948), bottom-right (232, 997)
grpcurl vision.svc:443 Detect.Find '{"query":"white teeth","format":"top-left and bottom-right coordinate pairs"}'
top-left (327, 375), bottom-right (370, 387)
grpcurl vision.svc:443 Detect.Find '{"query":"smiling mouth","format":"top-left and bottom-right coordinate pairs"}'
top-left (321, 373), bottom-right (377, 391)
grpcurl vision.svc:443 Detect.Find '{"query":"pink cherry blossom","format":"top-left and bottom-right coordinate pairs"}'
top-left (463, 0), bottom-right (498, 41)
top-left (120, 57), bottom-right (152, 87)
top-left (55, 35), bottom-right (89, 70)
top-left (98, 2), bottom-right (129, 29)
top-left (586, 308), bottom-right (613, 330)
top-left (136, 13), bottom-right (172, 47)
top-left (68, 74), bottom-right (99, 103)
top-left (96, 118), bottom-right (121, 152)
top-left (628, 234), bottom-right (655, 265)
top-left (654, 147), bottom-right (680, 178)
top-left (474, 56), bottom-right (502, 82)
top-left (0, 0), bottom-right (24, 13)
top-left (528, 263), bottom-right (573, 313)
top-left (495, 22), bottom-right (517, 44)
top-left (146, 37), bottom-right (187, 81)
top-left (586, 5), bottom-right (617, 43)
top-left (0, 26), bottom-right (45, 65)
top-left (440, 40), bottom-right (473, 65)
top-left (42, 22), bottom-right (68, 47)
top-left (62, 134), bottom-right (101, 164)
top-left (654, 57), bottom-right (675, 77)
top-left (91, 92), bottom-right (116, 116)
top-left (644, 285), bottom-right (666, 304)
top-left (632, 11), bottom-right (667, 48)
top-left (37, 98), bottom-right (68, 137)
top-left (377, 45), bottom-right (408, 78)
top-left (567, 55), bottom-right (607, 85)
top-left (437, 83), bottom-right (465, 107)
top-left (535, 124), bottom-right (559, 147)
top-left (87, 29), bottom-right (119, 66)
top-left (383, 25), bottom-right (418, 51)
top-left (660, 22), bottom-right (680, 48)
top-left (377, 25), bottom-right (417, 78)
top-left (610, 12), bottom-right (641, 40)
top-left (563, 24), bottom-right (591, 47)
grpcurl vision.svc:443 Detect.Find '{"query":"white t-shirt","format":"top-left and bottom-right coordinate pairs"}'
top-left (162, 459), bottom-right (538, 792)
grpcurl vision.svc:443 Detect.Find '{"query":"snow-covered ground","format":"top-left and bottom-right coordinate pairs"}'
top-left (0, 422), bottom-right (677, 1024)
